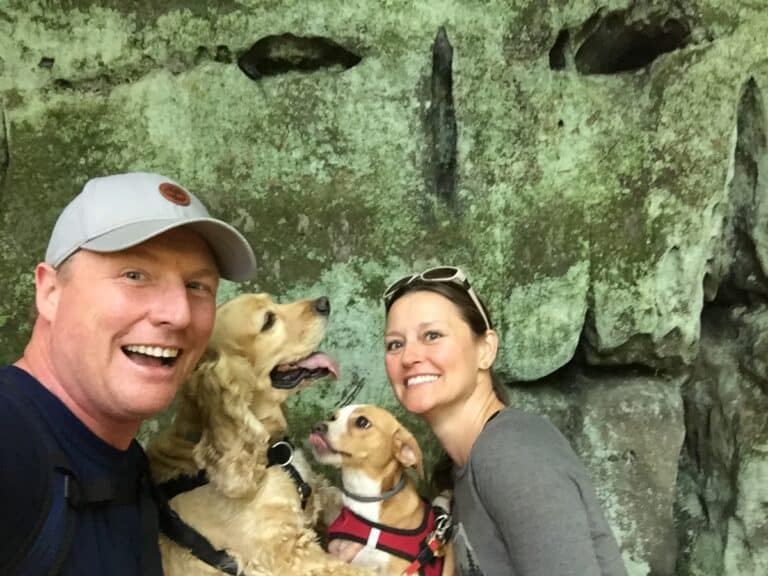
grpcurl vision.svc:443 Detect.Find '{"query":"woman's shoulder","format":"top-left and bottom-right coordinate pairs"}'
top-left (472, 407), bottom-right (579, 470)
top-left (481, 407), bottom-right (564, 441)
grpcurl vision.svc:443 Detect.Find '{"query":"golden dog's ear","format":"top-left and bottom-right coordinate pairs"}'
top-left (191, 354), bottom-right (271, 498)
top-left (393, 427), bottom-right (424, 480)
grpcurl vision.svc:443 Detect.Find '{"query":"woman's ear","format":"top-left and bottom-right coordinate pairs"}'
top-left (478, 329), bottom-right (499, 370)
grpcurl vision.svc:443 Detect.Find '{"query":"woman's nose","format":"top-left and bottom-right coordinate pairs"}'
top-left (400, 340), bottom-right (422, 366)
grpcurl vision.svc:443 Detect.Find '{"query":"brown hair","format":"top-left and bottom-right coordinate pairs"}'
top-left (384, 278), bottom-right (509, 493)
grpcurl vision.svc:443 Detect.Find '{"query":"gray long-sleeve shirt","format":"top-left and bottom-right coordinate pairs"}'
top-left (451, 408), bottom-right (627, 576)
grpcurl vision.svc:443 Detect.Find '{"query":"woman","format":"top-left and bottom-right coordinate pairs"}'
top-left (382, 266), bottom-right (627, 576)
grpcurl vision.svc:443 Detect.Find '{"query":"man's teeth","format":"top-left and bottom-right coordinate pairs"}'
top-left (407, 375), bottom-right (439, 386)
top-left (124, 345), bottom-right (179, 358)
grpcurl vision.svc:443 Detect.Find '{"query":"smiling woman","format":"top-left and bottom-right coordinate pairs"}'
top-left (378, 266), bottom-right (628, 576)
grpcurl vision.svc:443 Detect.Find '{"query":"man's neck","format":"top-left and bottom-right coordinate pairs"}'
top-left (16, 341), bottom-right (138, 450)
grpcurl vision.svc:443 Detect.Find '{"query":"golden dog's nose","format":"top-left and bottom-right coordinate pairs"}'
top-left (313, 296), bottom-right (330, 316)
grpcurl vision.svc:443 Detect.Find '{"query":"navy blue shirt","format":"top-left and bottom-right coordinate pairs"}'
top-left (0, 365), bottom-right (161, 575)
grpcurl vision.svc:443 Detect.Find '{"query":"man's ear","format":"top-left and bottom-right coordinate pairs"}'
top-left (35, 263), bottom-right (62, 322)
top-left (478, 329), bottom-right (499, 371)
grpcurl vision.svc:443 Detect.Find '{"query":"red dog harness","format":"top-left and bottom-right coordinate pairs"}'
top-left (327, 501), bottom-right (445, 576)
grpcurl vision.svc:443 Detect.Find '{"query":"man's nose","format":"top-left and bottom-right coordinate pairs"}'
top-left (150, 282), bottom-right (192, 327)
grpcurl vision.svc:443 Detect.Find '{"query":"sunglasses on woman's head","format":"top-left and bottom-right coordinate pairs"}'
top-left (382, 266), bottom-right (491, 331)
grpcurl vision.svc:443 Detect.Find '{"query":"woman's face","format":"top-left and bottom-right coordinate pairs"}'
top-left (384, 290), bottom-right (489, 415)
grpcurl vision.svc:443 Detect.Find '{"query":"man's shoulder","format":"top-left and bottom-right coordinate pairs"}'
top-left (0, 367), bottom-right (56, 575)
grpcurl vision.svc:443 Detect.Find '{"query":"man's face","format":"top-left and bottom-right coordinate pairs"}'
top-left (46, 227), bottom-right (219, 426)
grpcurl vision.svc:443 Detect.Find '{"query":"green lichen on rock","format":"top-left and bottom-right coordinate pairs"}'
top-left (3, 2), bottom-right (768, 572)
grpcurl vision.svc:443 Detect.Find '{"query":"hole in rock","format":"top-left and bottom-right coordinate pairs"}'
top-left (238, 34), bottom-right (361, 80)
top-left (549, 30), bottom-right (568, 70)
top-left (575, 12), bottom-right (690, 74)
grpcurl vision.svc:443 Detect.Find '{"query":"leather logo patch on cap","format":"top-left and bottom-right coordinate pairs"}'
top-left (159, 182), bottom-right (191, 206)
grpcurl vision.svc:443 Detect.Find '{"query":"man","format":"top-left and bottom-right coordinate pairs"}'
top-left (0, 172), bottom-right (257, 575)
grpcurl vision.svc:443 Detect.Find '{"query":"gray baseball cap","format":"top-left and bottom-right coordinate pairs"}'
top-left (45, 172), bottom-right (257, 281)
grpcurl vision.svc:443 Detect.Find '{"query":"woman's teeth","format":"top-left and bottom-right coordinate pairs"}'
top-left (124, 345), bottom-right (179, 358)
top-left (407, 374), bottom-right (438, 386)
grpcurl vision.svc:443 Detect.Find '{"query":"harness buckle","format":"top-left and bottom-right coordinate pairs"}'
top-left (267, 440), bottom-right (294, 467)
top-left (433, 511), bottom-right (454, 544)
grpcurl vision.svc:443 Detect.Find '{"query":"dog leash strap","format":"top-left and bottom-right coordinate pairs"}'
top-left (267, 439), bottom-right (312, 508)
top-left (402, 536), bottom-right (442, 575)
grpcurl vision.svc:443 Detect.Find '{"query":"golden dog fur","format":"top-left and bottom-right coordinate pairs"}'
top-left (147, 293), bottom-right (373, 576)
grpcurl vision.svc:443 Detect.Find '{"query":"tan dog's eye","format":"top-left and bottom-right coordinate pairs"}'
top-left (261, 311), bottom-right (276, 332)
top-left (355, 416), bottom-right (371, 429)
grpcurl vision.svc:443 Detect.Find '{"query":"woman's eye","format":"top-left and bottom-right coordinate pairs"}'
top-left (385, 340), bottom-right (402, 352)
top-left (355, 416), bottom-right (371, 429)
top-left (262, 311), bottom-right (276, 332)
top-left (425, 330), bottom-right (442, 341)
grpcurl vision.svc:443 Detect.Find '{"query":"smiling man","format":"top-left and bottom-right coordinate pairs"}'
top-left (0, 172), bottom-right (256, 576)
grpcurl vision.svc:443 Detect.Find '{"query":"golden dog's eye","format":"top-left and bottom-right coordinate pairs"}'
top-left (355, 416), bottom-right (371, 429)
top-left (262, 311), bottom-right (276, 331)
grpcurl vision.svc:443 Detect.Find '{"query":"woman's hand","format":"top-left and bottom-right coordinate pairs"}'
top-left (328, 538), bottom-right (365, 562)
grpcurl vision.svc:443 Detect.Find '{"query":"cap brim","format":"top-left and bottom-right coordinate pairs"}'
top-left (81, 218), bottom-right (257, 281)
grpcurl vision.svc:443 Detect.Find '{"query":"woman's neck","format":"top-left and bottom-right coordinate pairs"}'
top-left (427, 384), bottom-right (505, 468)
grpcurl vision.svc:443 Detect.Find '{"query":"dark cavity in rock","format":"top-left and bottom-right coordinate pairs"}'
top-left (237, 34), bottom-right (361, 80)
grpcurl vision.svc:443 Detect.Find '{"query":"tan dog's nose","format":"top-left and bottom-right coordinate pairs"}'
top-left (313, 296), bottom-right (330, 316)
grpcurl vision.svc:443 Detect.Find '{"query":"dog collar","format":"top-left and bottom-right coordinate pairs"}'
top-left (341, 473), bottom-right (407, 503)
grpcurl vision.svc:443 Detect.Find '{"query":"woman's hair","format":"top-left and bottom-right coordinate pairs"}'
top-left (385, 279), bottom-right (492, 333)
top-left (384, 278), bottom-right (509, 492)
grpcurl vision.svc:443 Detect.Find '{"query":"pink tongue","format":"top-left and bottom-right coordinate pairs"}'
top-left (296, 352), bottom-right (340, 379)
top-left (308, 432), bottom-right (331, 453)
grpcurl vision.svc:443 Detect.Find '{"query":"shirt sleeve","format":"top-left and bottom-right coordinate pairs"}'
top-left (471, 428), bottom-right (603, 576)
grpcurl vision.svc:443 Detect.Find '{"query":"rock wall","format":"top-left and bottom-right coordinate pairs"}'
top-left (2, 1), bottom-right (767, 574)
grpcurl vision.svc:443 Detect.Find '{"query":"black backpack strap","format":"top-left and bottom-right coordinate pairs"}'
top-left (45, 453), bottom-right (78, 576)
top-left (135, 445), bottom-right (164, 576)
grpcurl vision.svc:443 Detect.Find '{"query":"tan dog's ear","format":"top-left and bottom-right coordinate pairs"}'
top-left (393, 427), bottom-right (424, 480)
top-left (191, 354), bottom-right (270, 498)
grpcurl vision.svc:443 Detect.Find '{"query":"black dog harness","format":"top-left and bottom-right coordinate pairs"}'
top-left (156, 438), bottom-right (312, 575)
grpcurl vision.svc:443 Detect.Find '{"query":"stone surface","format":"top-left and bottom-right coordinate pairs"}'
top-left (2, 1), bottom-right (768, 573)
top-left (511, 371), bottom-right (686, 575)
top-left (678, 307), bottom-right (768, 576)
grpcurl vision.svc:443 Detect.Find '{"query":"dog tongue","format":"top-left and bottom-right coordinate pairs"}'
top-left (296, 352), bottom-right (340, 379)
top-left (308, 432), bottom-right (330, 454)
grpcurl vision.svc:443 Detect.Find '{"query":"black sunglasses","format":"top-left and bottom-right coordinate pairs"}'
top-left (382, 266), bottom-right (491, 331)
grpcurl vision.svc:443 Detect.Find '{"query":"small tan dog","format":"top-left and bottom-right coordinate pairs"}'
top-left (310, 405), bottom-right (454, 576)
top-left (147, 293), bottom-right (372, 576)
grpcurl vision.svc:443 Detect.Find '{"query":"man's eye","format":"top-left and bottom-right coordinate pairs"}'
top-left (124, 271), bottom-right (144, 281)
top-left (186, 281), bottom-right (213, 293)
top-left (355, 416), bottom-right (371, 429)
